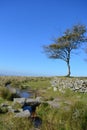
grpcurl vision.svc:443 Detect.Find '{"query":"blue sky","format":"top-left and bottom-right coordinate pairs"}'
top-left (0, 0), bottom-right (87, 76)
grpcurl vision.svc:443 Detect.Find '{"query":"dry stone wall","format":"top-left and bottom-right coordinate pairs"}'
top-left (51, 77), bottom-right (87, 93)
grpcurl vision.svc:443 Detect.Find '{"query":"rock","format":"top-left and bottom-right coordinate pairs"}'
top-left (26, 98), bottom-right (37, 104)
top-left (53, 87), bottom-right (57, 91)
top-left (47, 101), bottom-right (60, 108)
top-left (13, 98), bottom-right (26, 104)
top-left (51, 77), bottom-right (87, 93)
top-left (26, 98), bottom-right (41, 105)
top-left (14, 110), bottom-right (30, 117)
top-left (7, 106), bottom-right (14, 113)
top-left (35, 97), bottom-right (42, 102)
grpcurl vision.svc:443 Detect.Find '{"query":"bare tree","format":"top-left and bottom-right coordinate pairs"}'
top-left (43, 24), bottom-right (87, 77)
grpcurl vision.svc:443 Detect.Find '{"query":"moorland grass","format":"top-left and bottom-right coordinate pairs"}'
top-left (0, 76), bottom-right (87, 130)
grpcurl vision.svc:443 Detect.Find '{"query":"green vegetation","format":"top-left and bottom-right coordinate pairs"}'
top-left (43, 24), bottom-right (87, 77)
top-left (0, 113), bottom-right (32, 130)
top-left (0, 86), bottom-right (12, 100)
top-left (37, 100), bottom-right (87, 130)
top-left (0, 76), bottom-right (51, 89)
top-left (0, 76), bottom-right (87, 130)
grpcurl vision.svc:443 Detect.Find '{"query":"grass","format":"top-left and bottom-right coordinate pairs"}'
top-left (0, 113), bottom-right (33, 130)
top-left (0, 76), bottom-right (87, 130)
top-left (37, 100), bottom-right (87, 130)
top-left (0, 100), bottom-right (87, 130)
top-left (0, 86), bottom-right (12, 100)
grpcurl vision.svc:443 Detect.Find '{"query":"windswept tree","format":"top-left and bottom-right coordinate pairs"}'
top-left (84, 47), bottom-right (87, 61)
top-left (43, 24), bottom-right (87, 77)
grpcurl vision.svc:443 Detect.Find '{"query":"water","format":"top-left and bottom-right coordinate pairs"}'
top-left (6, 84), bottom-right (33, 98)
top-left (6, 84), bottom-right (42, 127)
top-left (19, 91), bottom-right (31, 98)
top-left (31, 116), bottom-right (42, 128)
top-left (17, 89), bottom-right (32, 98)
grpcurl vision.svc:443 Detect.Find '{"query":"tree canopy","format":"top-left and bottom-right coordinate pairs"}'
top-left (43, 24), bottom-right (87, 76)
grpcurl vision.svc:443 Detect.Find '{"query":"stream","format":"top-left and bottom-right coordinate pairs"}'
top-left (6, 84), bottom-right (42, 128)
top-left (6, 84), bottom-right (33, 98)
top-left (16, 89), bottom-right (33, 98)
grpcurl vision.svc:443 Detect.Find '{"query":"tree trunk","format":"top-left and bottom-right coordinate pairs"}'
top-left (66, 60), bottom-right (71, 77)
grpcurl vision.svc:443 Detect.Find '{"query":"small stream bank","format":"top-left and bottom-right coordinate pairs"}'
top-left (5, 83), bottom-right (42, 128)
top-left (6, 84), bottom-right (34, 98)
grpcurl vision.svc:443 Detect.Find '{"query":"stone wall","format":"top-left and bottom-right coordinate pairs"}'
top-left (51, 77), bottom-right (87, 93)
